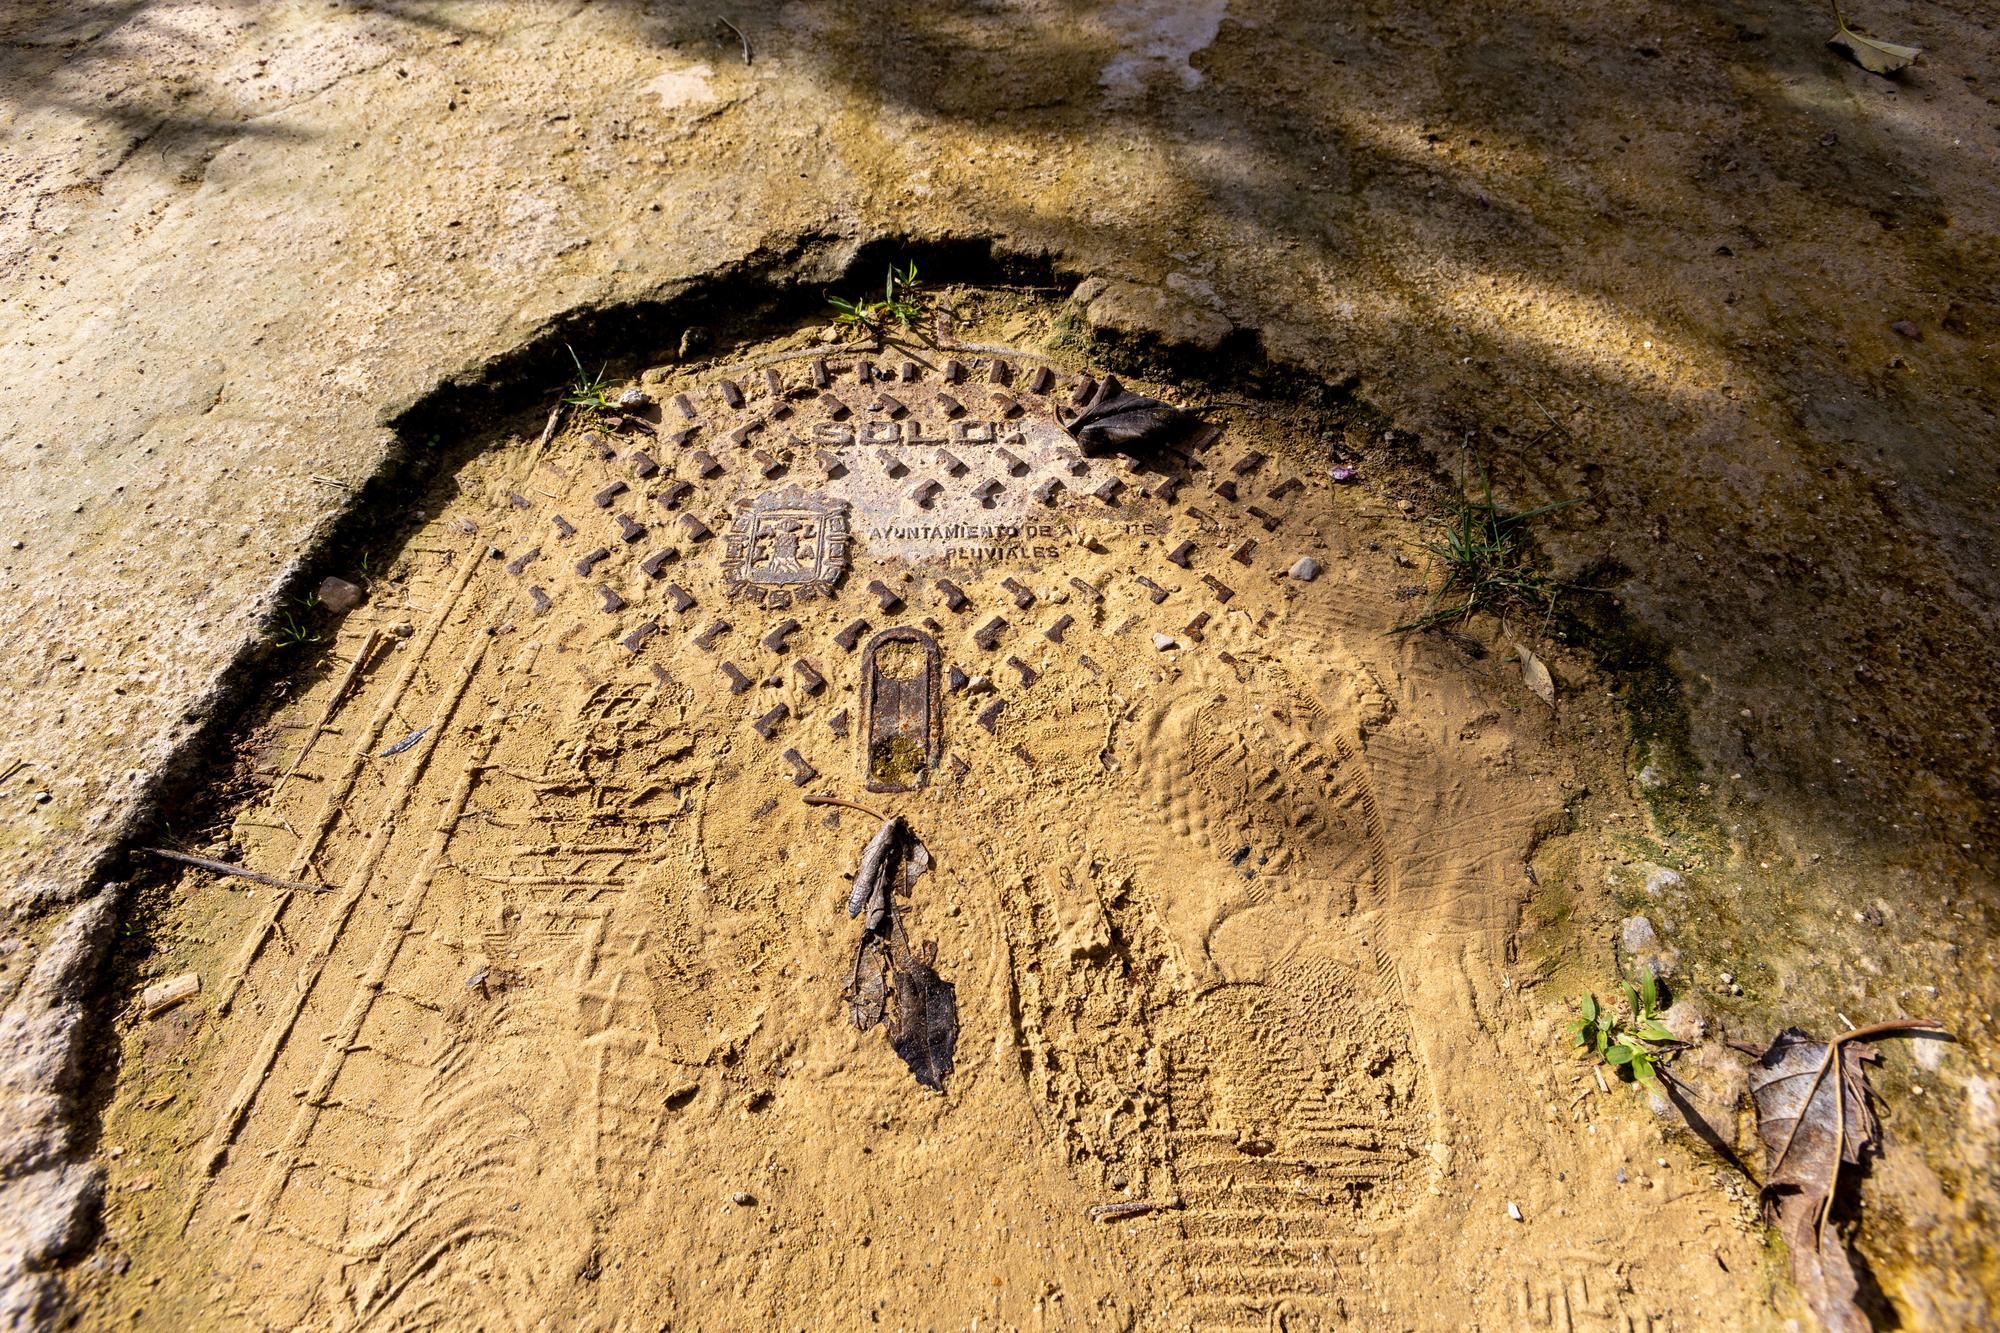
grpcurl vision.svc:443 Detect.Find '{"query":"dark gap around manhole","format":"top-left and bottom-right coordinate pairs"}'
top-left (71, 230), bottom-right (1695, 1288)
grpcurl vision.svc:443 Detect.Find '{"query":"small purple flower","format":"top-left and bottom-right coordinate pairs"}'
top-left (1330, 465), bottom-right (1359, 483)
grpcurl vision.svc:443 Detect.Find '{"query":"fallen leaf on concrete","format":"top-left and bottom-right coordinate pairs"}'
top-left (848, 934), bottom-right (890, 1032)
top-left (1828, 6), bottom-right (1920, 75)
top-left (1514, 640), bottom-right (1556, 708)
top-left (1064, 377), bottom-right (1189, 453)
top-left (1747, 1019), bottom-right (1949, 1332)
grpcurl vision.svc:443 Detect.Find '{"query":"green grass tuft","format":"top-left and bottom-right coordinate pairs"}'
top-left (1394, 468), bottom-right (1578, 634)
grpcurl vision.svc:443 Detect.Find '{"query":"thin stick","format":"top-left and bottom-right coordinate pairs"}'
top-left (272, 628), bottom-right (383, 797)
top-left (1521, 387), bottom-right (1576, 443)
top-left (804, 793), bottom-right (887, 822)
top-left (140, 848), bottom-right (331, 894)
top-left (707, 337), bottom-right (879, 380)
top-left (719, 16), bottom-right (751, 65)
top-left (1821, 1049), bottom-right (1847, 1249)
top-left (0, 758), bottom-right (22, 785)
top-left (1767, 1018), bottom-right (1947, 1182)
top-left (537, 400), bottom-right (566, 450)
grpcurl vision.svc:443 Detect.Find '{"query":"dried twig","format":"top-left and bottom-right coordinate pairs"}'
top-left (140, 847), bottom-right (331, 894)
top-left (719, 15), bottom-right (752, 65)
top-left (1089, 1201), bottom-right (1164, 1222)
top-left (537, 400), bottom-right (566, 450)
top-left (803, 793), bottom-right (887, 822)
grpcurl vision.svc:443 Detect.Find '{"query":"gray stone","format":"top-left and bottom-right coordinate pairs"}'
top-left (1083, 278), bottom-right (1234, 355)
top-left (316, 576), bottom-right (363, 614)
top-left (1289, 556), bottom-right (1322, 582)
top-left (1620, 914), bottom-right (1680, 977)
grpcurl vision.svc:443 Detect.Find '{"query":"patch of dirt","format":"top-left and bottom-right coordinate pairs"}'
top-left (74, 300), bottom-right (1771, 1328)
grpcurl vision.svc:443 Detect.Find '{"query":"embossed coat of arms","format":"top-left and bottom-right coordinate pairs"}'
top-left (722, 485), bottom-right (851, 606)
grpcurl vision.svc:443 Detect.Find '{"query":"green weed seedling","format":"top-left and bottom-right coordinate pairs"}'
top-left (268, 600), bottom-right (321, 650)
top-left (563, 344), bottom-right (617, 415)
top-left (828, 262), bottom-right (927, 333)
top-left (1567, 967), bottom-right (1678, 1088)
top-left (1394, 467), bottom-right (1577, 634)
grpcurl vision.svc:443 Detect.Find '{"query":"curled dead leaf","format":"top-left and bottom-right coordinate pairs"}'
top-left (839, 816), bottom-right (958, 1090)
top-left (1746, 1019), bottom-right (1951, 1332)
top-left (1514, 640), bottom-right (1556, 708)
top-left (1828, 4), bottom-right (1920, 76)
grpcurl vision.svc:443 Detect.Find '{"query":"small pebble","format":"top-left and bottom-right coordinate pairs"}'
top-left (730, 1191), bottom-right (755, 1207)
top-left (392, 621), bottom-right (414, 638)
top-left (1289, 556), bottom-right (1321, 582)
top-left (316, 576), bottom-right (364, 614)
top-left (1330, 465), bottom-right (1359, 483)
top-left (1891, 320), bottom-right (1922, 340)
top-left (1152, 633), bottom-right (1178, 652)
top-left (1507, 1201), bottom-right (1523, 1222)
top-left (618, 387), bottom-right (655, 409)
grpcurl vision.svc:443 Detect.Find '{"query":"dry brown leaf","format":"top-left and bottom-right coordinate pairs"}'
top-left (1828, 11), bottom-right (1920, 76)
top-left (1746, 1019), bottom-right (1949, 1332)
top-left (1514, 640), bottom-right (1556, 708)
top-left (840, 819), bottom-right (958, 1090)
top-left (1748, 1028), bottom-right (1876, 1331)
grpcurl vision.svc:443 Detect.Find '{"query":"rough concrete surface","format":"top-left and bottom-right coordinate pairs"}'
top-left (1, 0), bottom-right (1995, 1324)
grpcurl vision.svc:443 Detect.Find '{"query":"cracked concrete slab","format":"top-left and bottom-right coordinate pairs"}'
top-left (2, 0), bottom-right (1997, 1323)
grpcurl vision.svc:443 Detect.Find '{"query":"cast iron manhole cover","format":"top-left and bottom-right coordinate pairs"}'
top-left (161, 338), bottom-right (1462, 1329)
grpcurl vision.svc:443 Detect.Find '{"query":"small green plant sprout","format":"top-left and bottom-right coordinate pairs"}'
top-left (562, 344), bottom-right (616, 414)
top-left (267, 601), bottom-right (321, 649)
top-left (827, 262), bottom-right (927, 333)
top-left (1566, 967), bottom-right (1679, 1088)
top-left (1393, 466), bottom-right (1577, 634)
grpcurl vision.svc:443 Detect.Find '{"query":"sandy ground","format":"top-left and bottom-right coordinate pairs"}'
top-left (82, 334), bottom-right (1776, 1329)
top-left (1, 0), bottom-right (1995, 1327)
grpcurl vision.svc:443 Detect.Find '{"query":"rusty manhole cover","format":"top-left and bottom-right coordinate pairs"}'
top-left (125, 332), bottom-right (1503, 1329)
